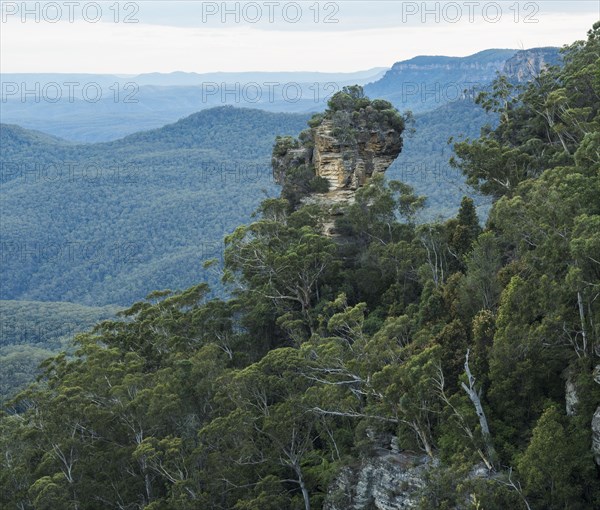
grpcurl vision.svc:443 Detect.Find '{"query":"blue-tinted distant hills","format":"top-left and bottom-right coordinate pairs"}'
top-left (1, 48), bottom-right (560, 143)
top-left (1, 107), bottom-right (310, 306)
top-left (0, 69), bottom-right (387, 142)
top-left (364, 48), bottom-right (561, 111)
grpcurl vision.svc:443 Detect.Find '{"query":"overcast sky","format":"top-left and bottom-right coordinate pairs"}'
top-left (1, 1), bottom-right (598, 73)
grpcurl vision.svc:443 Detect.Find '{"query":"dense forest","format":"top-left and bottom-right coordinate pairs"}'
top-left (0, 301), bottom-right (119, 402)
top-left (0, 97), bottom-right (495, 306)
top-left (1, 23), bottom-right (599, 510)
top-left (1, 71), bottom-right (500, 404)
top-left (1, 94), bottom-right (491, 307)
top-left (1, 108), bottom-right (311, 306)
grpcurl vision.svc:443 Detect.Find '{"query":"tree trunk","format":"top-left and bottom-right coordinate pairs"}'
top-left (577, 290), bottom-right (588, 355)
top-left (412, 421), bottom-right (434, 459)
top-left (461, 349), bottom-right (496, 469)
top-left (295, 465), bottom-right (311, 510)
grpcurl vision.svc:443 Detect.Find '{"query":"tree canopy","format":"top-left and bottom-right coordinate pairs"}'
top-left (1, 24), bottom-right (599, 510)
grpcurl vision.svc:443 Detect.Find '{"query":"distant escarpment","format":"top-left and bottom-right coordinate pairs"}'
top-left (502, 46), bottom-right (561, 82)
top-left (272, 86), bottom-right (405, 235)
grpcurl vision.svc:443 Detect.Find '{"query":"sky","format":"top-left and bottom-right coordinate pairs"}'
top-left (1, 1), bottom-right (599, 73)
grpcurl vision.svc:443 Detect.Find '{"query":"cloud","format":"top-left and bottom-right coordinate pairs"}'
top-left (1, 1), bottom-right (597, 73)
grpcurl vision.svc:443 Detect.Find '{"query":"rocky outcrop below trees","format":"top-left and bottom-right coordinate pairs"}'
top-left (323, 451), bottom-right (429, 510)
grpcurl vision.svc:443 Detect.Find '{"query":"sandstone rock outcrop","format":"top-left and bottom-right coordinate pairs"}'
top-left (564, 368), bottom-right (580, 417)
top-left (312, 118), bottom-right (403, 195)
top-left (272, 87), bottom-right (404, 235)
top-left (323, 449), bottom-right (497, 510)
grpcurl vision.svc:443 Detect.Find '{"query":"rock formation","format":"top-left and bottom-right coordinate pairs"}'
top-left (564, 368), bottom-right (580, 417)
top-left (323, 451), bottom-right (430, 510)
top-left (272, 86), bottom-right (404, 235)
top-left (312, 118), bottom-right (403, 196)
top-left (502, 47), bottom-right (561, 82)
top-left (323, 448), bottom-right (496, 510)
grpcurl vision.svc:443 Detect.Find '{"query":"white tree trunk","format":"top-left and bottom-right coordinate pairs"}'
top-left (461, 349), bottom-right (496, 469)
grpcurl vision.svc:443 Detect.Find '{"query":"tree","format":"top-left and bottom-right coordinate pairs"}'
top-left (451, 22), bottom-right (600, 198)
top-left (449, 196), bottom-right (482, 260)
top-left (517, 406), bottom-right (585, 509)
top-left (224, 201), bottom-right (338, 340)
top-left (459, 232), bottom-right (502, 312)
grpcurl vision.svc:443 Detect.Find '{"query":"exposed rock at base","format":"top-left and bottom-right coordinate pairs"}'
top-left (323, 450), bottom-right (500, 510)
top-left (564, 368), bottom-right (579, 417)
top-left (301, 190), bottom-right (356, 237)
top-left (592, 407), bottom-right (600, 466)
top-left (323, 452), bottom-right (430, 510)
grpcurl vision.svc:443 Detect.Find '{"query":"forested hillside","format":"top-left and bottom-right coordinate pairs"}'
top-left (0, 301), bottom-right (118, 402)
top-left (389, 98), bottom-right (494, 219)
top-left (0, 99), bottom-right (493, 308)
top-left (1, 107), bottom-right (310, 306)
top-left (1, 94), bottom-right (495, 403)
top-left (1, 23), bottom-right (598, 510)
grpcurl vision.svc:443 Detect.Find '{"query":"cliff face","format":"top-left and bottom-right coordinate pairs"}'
top-left (502, 47), bottom-right (561, 82)
top-left (363, 49), bottom-right (518, 112)
top-left (273, 90), bottom-right (404, 234)
top-left (363, 48), bottom-right (561, 112)
top-left (313, 118), bottom-right (403, 194)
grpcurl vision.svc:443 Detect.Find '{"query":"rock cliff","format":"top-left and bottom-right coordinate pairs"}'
top-left (272, 86), bottom-right (404, 235)
top-left (312, 118), bottom-right (403, 194)
top-left (502, 47), bottom-right (561, 82)
top-left (363, 49), bottom-right (517, 111)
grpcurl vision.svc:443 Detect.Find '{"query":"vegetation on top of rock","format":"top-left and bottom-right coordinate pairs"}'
top-left (272, 85), bottom-right (407, 211)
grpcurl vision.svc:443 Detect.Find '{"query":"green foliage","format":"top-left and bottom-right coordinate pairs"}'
top-left (452, 23), bottom-right (600, 197)
top-left (1, 25), bottom-right (599, 510)
top-left (517, 406), bottom-right (596, 509)
top-left (1, 107), bottom-right (311, 306)
top-left (0, 300), bottom-right (118, 401)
